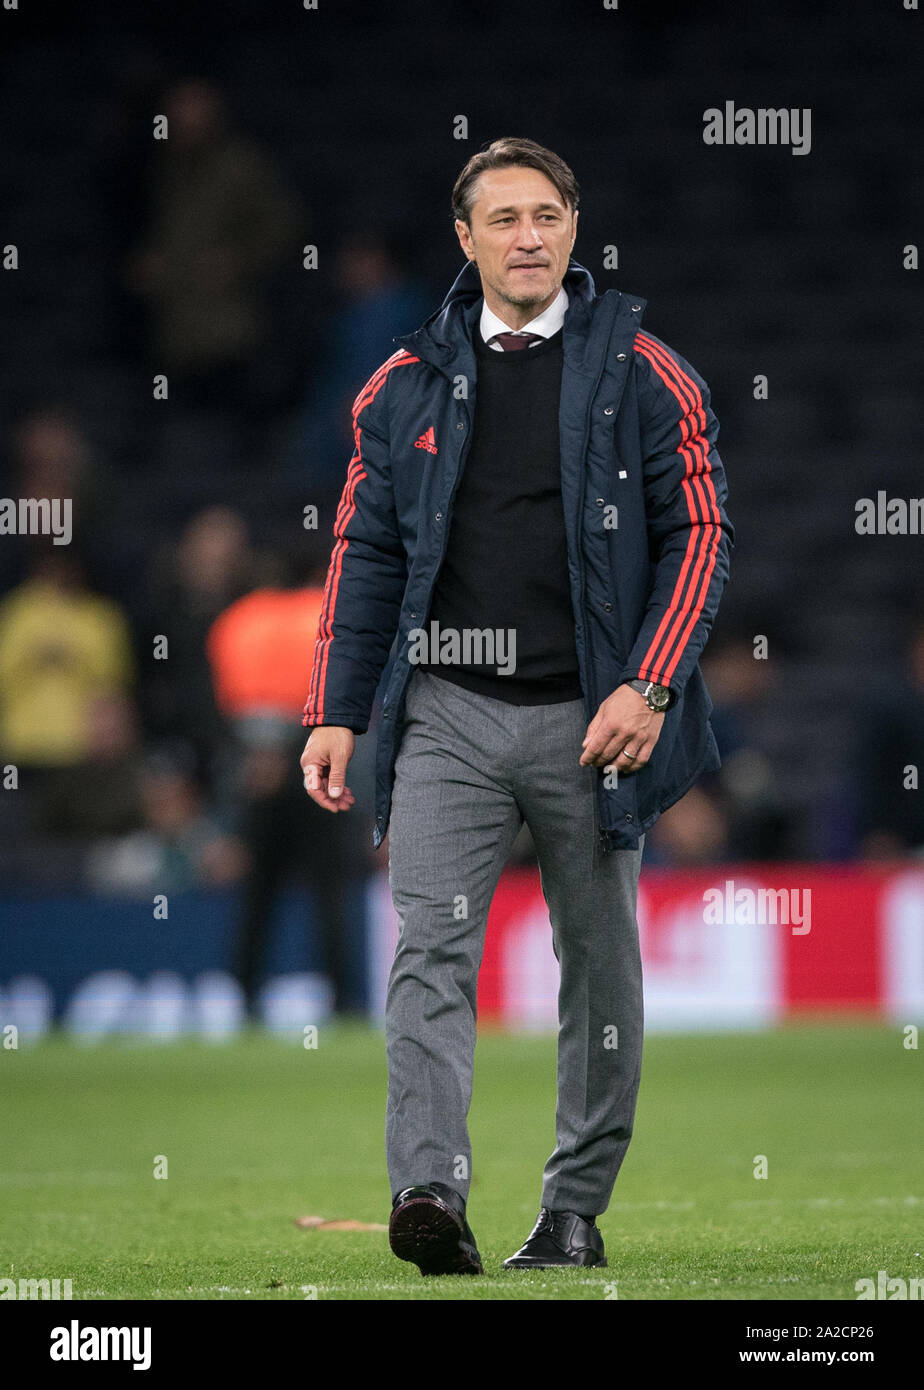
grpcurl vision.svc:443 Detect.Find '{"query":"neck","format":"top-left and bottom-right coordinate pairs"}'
top-left (482, 285), bottom-right (560, 330)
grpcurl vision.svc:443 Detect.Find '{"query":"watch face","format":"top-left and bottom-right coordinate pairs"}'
top-left (649, 684), bottom-right (670, 710)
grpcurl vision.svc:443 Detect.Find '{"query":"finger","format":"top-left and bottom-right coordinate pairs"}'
top-left (589, 735), bottom-right (631, 768)
top-left (303, 776), bottom-right (335, 811)
top-left (619, 745), bottom-right (650, 771)
top-left (327, 759), bottom-right (348, 798)
top-left (303, 760), bottom-right (353, 804)
top-left (597, 746), bottom-right (641, 773)
top-left (581, 706), bottom-right (608, 747)
top-left (305, 781), bottom-right (354, 812)
top-left (302, 766), bottom-right (354, 812)
top-left (580, 728), bottom-right (618, 765)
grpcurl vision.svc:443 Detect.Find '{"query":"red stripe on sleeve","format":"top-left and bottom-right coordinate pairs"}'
top-left (304, 351), bottom-right (419, 725)
top-left (633, 333), bottom-right (720, 686)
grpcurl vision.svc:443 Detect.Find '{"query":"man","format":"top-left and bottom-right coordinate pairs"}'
top-left (300, 137), bottom-right (734, 1275)
top-left (206, 541), bottom-right (362, 1019)
top-left (127, 78), bottom-right (301, 411)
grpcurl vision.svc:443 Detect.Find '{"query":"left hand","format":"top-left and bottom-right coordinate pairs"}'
top-left (579, 683), bottom-right (665, 774)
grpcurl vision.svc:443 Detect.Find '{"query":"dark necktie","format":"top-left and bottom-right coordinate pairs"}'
top-left (488, 331), bottom-right (544, 351)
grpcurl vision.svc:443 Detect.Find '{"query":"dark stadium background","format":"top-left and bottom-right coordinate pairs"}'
top-left (0, 0), bottom-right (922, 1324)
top-left (1, 0), bottom-right (921, 1024)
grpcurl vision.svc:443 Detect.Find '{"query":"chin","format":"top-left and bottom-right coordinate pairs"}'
top-left (503, 286), bottom-right (550, 307)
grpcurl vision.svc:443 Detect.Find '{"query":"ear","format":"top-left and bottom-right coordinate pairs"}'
top-left (454, 218), bottom-right (476, 262)
top-left (571, 208), bottom-right (579, 248)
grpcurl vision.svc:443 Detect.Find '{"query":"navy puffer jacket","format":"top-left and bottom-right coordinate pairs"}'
top-left (303, 257), bottom-right (735, 852)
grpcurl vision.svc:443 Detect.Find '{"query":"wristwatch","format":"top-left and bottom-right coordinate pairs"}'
top-left (626, 678), bottom-right (672, 712)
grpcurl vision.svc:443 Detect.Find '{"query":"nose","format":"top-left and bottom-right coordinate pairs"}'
top-left (515, 222), bottom-right (544, 249)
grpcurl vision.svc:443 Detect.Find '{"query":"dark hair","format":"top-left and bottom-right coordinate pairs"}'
top-left (451, 137), bottom-right (580, 226)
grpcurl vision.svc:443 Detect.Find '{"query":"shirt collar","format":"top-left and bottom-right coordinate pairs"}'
top-left (479, 285), bottom-right (569, 351)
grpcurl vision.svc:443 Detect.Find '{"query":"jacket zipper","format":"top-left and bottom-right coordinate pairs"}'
top-left (574, 309), bottom-right (627, 845)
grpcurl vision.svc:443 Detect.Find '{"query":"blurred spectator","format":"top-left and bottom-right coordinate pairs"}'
top-left (645, 786), bottom-right (730, 866)
top-left (125, 78), bottom-right (302, 411)
top-left (206, 537), bottom-right (370, 1016)
top-left (39, 691), bottom-right (144, 840)
top-left (0, 548), bottom-right (134, 768)
top-left (88, 744), bottom-right (246, 895)
top-left (289, 229), bottom-right (431, 498)
top-left (139, 505), bottom-right (253, 784)
top-left (207, 580), bottom-right (321, 725)
top-left (0, 406), bottom-right (119, 594)
top-left (857, 616), bottom-right (924, 860)
top-left (701, 636), bottom-right (792, 860)
top-left (16, 405), bottom-right (98, 520)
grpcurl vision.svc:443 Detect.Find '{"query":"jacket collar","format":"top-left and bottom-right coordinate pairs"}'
top-left (393, 257), bottom-right (624, 380)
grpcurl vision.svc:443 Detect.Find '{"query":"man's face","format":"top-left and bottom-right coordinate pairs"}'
top-left (455, 166), bottom-right (578, 323)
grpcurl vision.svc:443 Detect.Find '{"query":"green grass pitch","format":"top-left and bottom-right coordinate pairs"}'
top-left (1, 1022), bottom-right (919, 1301)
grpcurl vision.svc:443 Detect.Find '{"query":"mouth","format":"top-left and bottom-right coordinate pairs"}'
top-left (508, 263), bottom-right (549, 272)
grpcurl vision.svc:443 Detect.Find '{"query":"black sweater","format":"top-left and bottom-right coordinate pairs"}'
top-left (419, 322), bottom-right (582, 704)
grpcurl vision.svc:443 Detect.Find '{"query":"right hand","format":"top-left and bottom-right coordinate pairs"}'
top-left (300, 726), bottom-right (356, 813)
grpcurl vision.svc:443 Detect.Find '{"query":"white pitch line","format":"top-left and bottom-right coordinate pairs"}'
top-left (145, 1278), bottom-right (611, 1289)
top-left (0, 1167), bottom-right (376, 1186)
top-left (607, 1201), bottom-right (695, 1211)
top-left (82, 1271), bottom-right (891, 1298)
top-left (0, 1172), bottom-right (133, 1187)
top-left (727, 1194), bottom-right (920, 1208)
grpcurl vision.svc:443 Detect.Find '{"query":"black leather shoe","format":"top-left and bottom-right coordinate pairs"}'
top-left (503, 1208), bottom-right (606, 1268)
top-left (389, 1182), bottom-right (483, 1276)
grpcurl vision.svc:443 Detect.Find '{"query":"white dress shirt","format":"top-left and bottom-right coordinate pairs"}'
top-left (479, 285), bottom-right (569, 350)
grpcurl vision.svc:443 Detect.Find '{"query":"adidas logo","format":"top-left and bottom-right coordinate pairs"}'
top-left (414, 426), bottom-right (438, 455)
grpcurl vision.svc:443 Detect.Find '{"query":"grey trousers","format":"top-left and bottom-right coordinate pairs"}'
top-left (384, 669), bottom-right (645, 1216)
